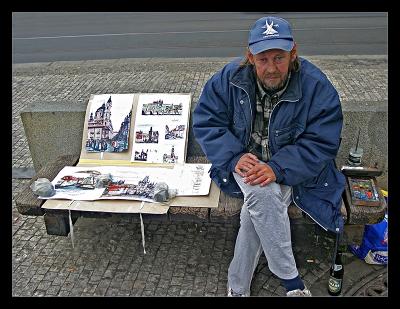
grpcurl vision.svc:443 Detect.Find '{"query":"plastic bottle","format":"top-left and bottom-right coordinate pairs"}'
top-left (328, 251), bottom-right (344, 296)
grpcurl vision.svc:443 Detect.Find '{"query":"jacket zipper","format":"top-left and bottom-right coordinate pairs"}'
top-left (267, 98), bottom-right (298, 157)
top-left (229, 82), bottom-right (252, 195)
top-left (268, 98), bottom-right (329, 231)
top-left (230, 82), bottom-right (253, 146)
top-left (291, 190), bottom-right (328, 231)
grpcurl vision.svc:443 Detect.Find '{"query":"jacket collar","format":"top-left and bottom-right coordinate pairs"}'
top-left (230, 59), bottom-right (302, 102)
top-left (229, 63), bottom-right (256, 93)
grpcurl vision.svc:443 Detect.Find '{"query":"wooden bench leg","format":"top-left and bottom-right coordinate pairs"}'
top-left (44, 211), bottom-right (79, 236)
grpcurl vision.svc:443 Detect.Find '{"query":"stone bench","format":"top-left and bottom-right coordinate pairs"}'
top-left (17, 100), bottom-right (387, 240)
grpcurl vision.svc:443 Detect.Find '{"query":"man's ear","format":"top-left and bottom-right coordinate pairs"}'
top-left (247, 49), bottom-right (255, 65)
top-left (290, 42), bottom-right (297, 62)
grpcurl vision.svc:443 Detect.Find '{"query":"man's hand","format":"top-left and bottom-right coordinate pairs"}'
top-left (234, 153), bottom-right (259, 177)
top-left (243, 163), bottom-right (276, 187)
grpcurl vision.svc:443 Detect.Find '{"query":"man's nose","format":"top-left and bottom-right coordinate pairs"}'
top-left (265, 62), bottom-right (277, 73)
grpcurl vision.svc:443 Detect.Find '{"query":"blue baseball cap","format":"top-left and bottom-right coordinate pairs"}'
top-left (248, 16), bottom-right (294, 55)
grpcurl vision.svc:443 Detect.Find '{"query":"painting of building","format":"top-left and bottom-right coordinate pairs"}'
top-left (86, 96), bottom-right (113, 151)
top-left (163, 145), bottom-right (178, 163)
top-left (110, 111), bottom-right (131, 152)
top-left (134, 149), bottom-right (149, 161)
top-left (135, 126), bottom-right (159, 143)
top-left (102, 176), bottom-right (156, 200)
top-left (141, 99), bottom-right (183, 115)
top-left (165, 124), bottom-right (185, 140)
top-left (86, 95), bottom-right (132, 152)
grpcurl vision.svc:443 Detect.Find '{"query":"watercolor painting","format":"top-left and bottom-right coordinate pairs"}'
top-left (85, 94), bottom-right (133, 153)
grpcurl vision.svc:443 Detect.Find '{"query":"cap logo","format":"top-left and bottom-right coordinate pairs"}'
top-left (262, 20), bottom-right (279, 37)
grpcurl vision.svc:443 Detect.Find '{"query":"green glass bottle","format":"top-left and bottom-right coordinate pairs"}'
top-left (328, 251), bottom-right (344, 296)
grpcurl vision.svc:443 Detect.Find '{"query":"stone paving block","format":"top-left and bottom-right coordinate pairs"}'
top-left (257, 288), bottom-right (274, 296)
top-left (133, 279), bottom-right (147, 290)
top-left (93, 286), bottom-right (108, 296)
top-left (130, 288), bottom-right (144, 296)
top-left (52, 275), bottom-right (68, 286)
top-left (88, 274), bottom-right (103, 284)
top-left (109, 279), bottom-right (123, 289)
top-left (105, 287), bottom-right (121, 296)
top-left (205, 282), bottom-right (218, 295)
top-left (57, 290), bottom-right (71, 297)
top-left (116, 290), bottom-right (131, 297)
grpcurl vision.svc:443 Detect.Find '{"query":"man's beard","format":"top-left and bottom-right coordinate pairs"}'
top-left (257, 61), bottom-right (293, 92)
top-left (261, 73), bottom-right (289, 92)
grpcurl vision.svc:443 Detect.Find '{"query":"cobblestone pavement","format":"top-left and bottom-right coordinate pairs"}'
top-left (12, 56), bottom-right (387, 297)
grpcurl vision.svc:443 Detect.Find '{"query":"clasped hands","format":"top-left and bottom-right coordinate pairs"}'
top-left (234, 153), bottom-right (276, 187)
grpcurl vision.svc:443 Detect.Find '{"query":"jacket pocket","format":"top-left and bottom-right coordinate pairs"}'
top-left (232, 100), bottom-right (247, 143)
top-left (233, 99), bottom-right (247, 128)
top-left (301, 167), bottom-right (344, 218)
top-left (303, 161), bottom-right (344, 189)
top-left (303, 163), bottom-right (330, 188)
top-left (274, 123), bottom-right (298, 147)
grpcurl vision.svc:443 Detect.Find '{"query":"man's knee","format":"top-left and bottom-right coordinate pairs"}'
top-left (247, 181), bottom-right (280, 195)
top-left (245, 182), bottom-right (282, 206)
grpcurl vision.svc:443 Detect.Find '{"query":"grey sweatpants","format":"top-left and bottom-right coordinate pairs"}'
top-left (227, 172), bottom-right (299, 296)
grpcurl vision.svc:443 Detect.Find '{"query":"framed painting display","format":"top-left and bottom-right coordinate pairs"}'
top-left (130, 93), bottom-right (191, 164)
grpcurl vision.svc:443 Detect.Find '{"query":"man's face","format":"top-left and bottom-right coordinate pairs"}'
top-left (249, 47), bottom-right (296, 91)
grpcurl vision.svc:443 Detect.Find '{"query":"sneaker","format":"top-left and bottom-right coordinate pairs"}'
top-left (227, 287), bottom-right (247, 297)
top-left (286, 286), bottom-right (312, 297)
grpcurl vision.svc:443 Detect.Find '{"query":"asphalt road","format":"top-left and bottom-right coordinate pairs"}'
top-left (12, 12), bottom-right (388, 63)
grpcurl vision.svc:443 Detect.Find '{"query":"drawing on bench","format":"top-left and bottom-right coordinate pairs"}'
top-left (85, 94), bottom-right (133, 153)
top-left (135, 125), bottom-right (159, 143)
top-left (141, 99), bottom-right (183, 115)
top-left (163, 145), bottom-right (178, 163)
top-left (165, 124), bottom-right (185, 140)
top-left (39, 164), bottom-right (212, 202)
top-left (131, 94), bottom-right (190, 164)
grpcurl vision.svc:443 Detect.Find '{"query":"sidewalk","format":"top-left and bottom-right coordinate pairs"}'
top-left (12, 55), bottom-right (388, 297)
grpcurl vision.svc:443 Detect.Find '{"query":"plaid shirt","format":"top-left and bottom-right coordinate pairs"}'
top-left (247, 72), bottom-right (291, 162)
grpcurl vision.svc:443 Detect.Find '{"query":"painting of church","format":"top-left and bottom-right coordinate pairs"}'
top-left (163, 145), bottom-right (178, 163)
top-left (86, 95), bottom-right (131, 152)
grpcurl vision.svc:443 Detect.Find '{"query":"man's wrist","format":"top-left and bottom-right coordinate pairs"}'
top-left (229, 152), bottom-right (246, 172)
top-left (266, 161), bottom-right (283, 183)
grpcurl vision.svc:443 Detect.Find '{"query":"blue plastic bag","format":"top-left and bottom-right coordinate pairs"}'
top-left (349, 212), bottom-right (388, 265)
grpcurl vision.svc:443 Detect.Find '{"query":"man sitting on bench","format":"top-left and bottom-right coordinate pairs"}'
top-left (193, 16), bottom-right (346, 297)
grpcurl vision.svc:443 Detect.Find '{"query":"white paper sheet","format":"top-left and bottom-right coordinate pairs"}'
top-left (40, 164), bottom-right (212, 201)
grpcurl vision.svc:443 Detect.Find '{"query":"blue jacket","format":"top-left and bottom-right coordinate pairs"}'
top-left (193, 57), bottom-right (346, 233)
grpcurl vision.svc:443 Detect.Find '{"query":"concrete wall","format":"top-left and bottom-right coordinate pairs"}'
top-left (21, 99), bottom-right (388, 189)
top-left (21, 101), bottom-right (87, 172)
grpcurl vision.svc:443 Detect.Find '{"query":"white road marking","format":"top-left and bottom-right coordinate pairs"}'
top-left (13, 27), bottom-right (386, 40)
